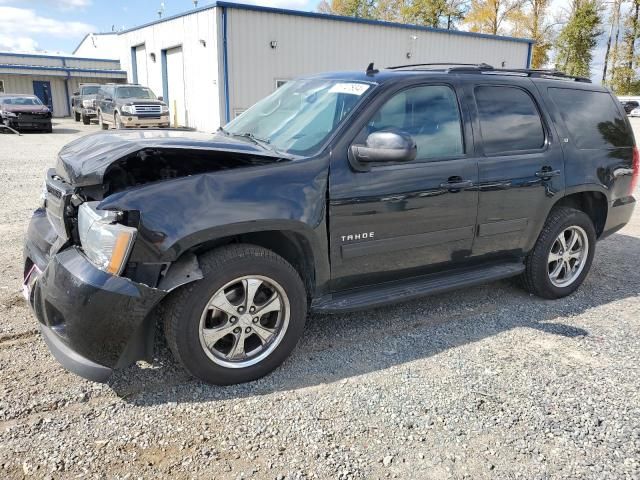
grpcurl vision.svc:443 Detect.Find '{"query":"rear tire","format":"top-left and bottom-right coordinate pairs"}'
top-left (114, 112), bottom-right (123, 129)
top-left (74, 111), bottom-right (80, 122)
top-left (521, 207), bottom-right (596, 299)
top-left (82, 115), bottom-right (90, 125)
top-left (163, 244), bottom-right (307, 385)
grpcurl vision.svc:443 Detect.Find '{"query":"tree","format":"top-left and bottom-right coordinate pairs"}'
top-left (317, 0), bottom-right (376, 17)
top-left (602, 0), bottom-right (623, 83)
top-left (609, 0), bottom-right (640, 93)
top-left (404, 0), bottom-right (468, 28)
top-left (463, 0), bottom-right (523, 35)
top-left (554, 0), bottom-right (602, 78)
top-left (510, 0), bottom-right (555, 67)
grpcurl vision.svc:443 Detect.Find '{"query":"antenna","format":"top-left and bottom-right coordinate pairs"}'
top-left (158, 2), bottom-right (165, 18)
top-left (366, 62), bottom-right (379, 76)
top-left (193, 0), bottom-right (199, 7)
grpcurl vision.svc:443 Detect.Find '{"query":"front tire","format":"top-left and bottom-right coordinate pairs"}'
top-left (521, 207), bottom-right (596, 299)
top-left (98, 111), bottom-right (108, 130)
top-left (74, 111), bottom-right (80, 122)
top-left (114, 112), bottom-right (123, 129)
top-left (163, 245), bottom-right (307, 385)
top-left (82, 114), bottom-right (90, 125)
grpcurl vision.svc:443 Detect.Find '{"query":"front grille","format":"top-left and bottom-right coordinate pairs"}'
top-left (45, 171), bottom-right (72, 240)
top-left (18, 113), bottom-right (49, 120)
top-left (133, 104), bottom-right (162, 115)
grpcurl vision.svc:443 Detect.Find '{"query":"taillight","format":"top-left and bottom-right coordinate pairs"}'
top-left (631, 146), bottom-right (639, 195)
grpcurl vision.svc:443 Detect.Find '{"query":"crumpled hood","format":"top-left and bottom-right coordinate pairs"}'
top-left (55, 129), bottom-right (284, 187)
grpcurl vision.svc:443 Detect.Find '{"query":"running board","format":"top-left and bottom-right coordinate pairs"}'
top-left (311, 262), bottom-right (525, 313)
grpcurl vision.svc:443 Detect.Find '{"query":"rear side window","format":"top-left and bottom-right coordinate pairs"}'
top-left (548, 88), bottom-right (633, 149)
top-left (475, 86), bottom-right (545, 154)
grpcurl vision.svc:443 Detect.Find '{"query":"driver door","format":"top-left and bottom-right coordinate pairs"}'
top-left (328, 82), bottom-right (480, 291)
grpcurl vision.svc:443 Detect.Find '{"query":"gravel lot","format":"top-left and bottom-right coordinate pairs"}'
top-left (1, 118), bottom-right (639, 479)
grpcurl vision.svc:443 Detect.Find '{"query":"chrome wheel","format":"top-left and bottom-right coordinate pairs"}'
top-left (198, 275), bottom-right (290, 368)
top-left (548, 226), bottom-right (589, 288)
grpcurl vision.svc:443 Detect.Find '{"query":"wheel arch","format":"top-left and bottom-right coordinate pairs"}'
top-left (551, 188), bottom-right (608, 238)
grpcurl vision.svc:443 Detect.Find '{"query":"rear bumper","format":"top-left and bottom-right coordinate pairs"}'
top-left (24, 210), bottom-right (166, 382)
top-left (601, 196), bottom-right (636, 239)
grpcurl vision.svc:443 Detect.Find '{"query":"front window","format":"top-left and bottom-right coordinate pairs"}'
top-left (1, 96), bottom-right (43, 106)
top-left (224, 78), bottom-right (373, 156)
top-left (116, 86), bottom-right (157, 99)
top-left (82, 86), bottom-right (100, 95)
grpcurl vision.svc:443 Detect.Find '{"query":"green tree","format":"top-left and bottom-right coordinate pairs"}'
top-left (609, 0), bottom-right (640, 94)
top-left (317, 0), bottom-right (376, 17)
top-left (554, 0), bottom-right (602, 78)
top-left (404, 0), bottom-right (467, 28)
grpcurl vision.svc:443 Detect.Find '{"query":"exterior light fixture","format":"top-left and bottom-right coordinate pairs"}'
top-left (270, 40), bottom-right (278, 49)
top-left (149, 52), bottom-right (157, 62)
top-left (200, 39), bottom-right (207, 47)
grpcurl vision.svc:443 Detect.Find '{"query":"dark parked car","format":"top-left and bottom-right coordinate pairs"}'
top-left (96, 83), bottom-right (170, 129)
top-left (71, 83), bottom-right (101, 125)
top-left (0, 94), bottom-right (52, 132)
top-left (23, 64), bottom-right (637, 385)
top-left (621, 100), bottom-right (639, 114)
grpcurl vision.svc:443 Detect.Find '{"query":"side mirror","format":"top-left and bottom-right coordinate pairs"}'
top-left (73, 91), bottom-right (80, 96)
top-left (351, 130), bottom-right (417, 165)
top-left (104, 97), bottom-right (113, 102)
top-left (157, 96), bottom-right (164, 101)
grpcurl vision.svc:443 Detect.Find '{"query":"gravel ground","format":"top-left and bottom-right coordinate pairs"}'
top-left (0, 118), bottom-right (639, 479)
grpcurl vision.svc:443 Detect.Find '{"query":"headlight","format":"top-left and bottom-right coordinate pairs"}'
top-left (161, 105), bottom-right (169, 114)
top-left (2, 111), bottom-right (16, 118)
top-left (121, 105), bottom-right (134, 114)
top-left (78, 202), bottom-right (137, 276)
top-left (82, 99), bottom-right (93, 108)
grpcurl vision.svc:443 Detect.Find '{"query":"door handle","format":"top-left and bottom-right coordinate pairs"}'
top-left (535, 169), bottom-right (561, 178)
top-left (440, 179), bottom-right (474, 190)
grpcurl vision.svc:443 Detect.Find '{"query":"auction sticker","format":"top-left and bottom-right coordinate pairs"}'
top-left (329, 83), bottom-right (371, 96)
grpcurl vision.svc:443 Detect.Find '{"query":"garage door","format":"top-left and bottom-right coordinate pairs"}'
top-left (135, 45), bottom-right (148, 86)
top-left (165, 47), bottom-right (186, 127)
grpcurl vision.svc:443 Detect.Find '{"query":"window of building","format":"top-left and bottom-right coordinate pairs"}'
top-left (549, 88), bottom-right (633, 149)
top-left (475, 86), bottom-right (545, 154)
top-left (362, 85), bottom-right (464, 161)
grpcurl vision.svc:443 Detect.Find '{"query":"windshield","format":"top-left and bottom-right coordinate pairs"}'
top-left (224, 78), bottom-right (373, 156)
top-left (1, 96), bottom-right (43, 106)
top-left (82, 86), bottom-right (100, 95)
top-left (116, 86), bottom-right (156, 99)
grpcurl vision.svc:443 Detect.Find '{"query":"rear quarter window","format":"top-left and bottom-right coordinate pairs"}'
top-left (548, 88), bottom-right (633, 149)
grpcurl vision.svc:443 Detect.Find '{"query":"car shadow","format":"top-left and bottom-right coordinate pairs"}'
top-left (109, 231), bottom-right (640, 405)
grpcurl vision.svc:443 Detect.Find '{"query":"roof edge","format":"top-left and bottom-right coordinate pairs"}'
top-left (0, 50), bottom-right (120, 63)
top-left (116, 1), bottom-right (534, 45)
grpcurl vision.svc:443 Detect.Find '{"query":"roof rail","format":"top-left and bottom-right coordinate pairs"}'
top-left (386, 62), bottom-right (592, 83)
top-left (386, 62), bottom-right (493, 70)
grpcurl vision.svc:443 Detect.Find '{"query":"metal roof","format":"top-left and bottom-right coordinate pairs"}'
top-left (116, 1), bottom-right (534, 45)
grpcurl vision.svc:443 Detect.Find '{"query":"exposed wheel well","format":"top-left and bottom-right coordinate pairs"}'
top-left (553, 191), bottom-right (608, 237)
top-left (190, 231), bottom-right (316, 299)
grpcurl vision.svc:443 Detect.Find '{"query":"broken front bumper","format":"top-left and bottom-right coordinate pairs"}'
top-left (23, 209), bottom-right (166, 382)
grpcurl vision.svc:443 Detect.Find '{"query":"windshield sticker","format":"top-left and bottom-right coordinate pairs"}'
top-left (329, 83), bottom-right (370, 96)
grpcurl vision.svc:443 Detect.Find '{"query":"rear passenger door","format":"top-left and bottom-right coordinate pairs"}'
top-left (465, 80), bottom-right (565, 258)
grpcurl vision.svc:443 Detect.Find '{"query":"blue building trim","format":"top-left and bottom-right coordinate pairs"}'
top-left (526, 43), bottom-right (533, 68)
top-left (161, 49), bottom-right (169, 102)
top-left (221, 6), bottom-right (231, 124)
top-left (0, 50), bottom-right (119, 64)
top-left (130, 47), bottom-right (138, 83)
top-left (118, 1), bottom-right (534, 46)
top-left (0, 64), bottom-right (126, 75)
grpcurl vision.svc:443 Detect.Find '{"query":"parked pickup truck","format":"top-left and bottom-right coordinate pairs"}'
top-left (23, 64), bottom-right (637, 386)
top-left (71, 83), bottom-right (100, 125)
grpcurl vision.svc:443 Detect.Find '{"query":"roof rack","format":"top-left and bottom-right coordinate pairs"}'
top-left (385, 63), bottom-right (592, 83)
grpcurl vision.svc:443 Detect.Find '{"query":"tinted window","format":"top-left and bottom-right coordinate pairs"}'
top-left (364, 85), bottom-right (464, 160)
top-left (81, 85), bottom-right (100, 95)
top-left (550, 88), bottom-right (633, 149)
top-left (475, 86), bottom-right (545, 154)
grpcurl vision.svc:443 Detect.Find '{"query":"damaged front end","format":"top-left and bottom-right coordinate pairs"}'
top-left (24, 130), bottom-right (291, 381)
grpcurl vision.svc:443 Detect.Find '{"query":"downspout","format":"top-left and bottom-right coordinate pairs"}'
top-left (221, 5), bottom-right (231, 124)
top-left (526, 42), bottom-right (533, 69)
top-left (62, 57), bottom-right (71, 117)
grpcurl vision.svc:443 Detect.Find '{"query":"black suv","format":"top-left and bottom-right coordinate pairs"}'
top-left (23, 64), bottom-right (637, 385)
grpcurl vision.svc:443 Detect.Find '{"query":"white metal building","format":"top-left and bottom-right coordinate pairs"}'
top-left (0, 52), bottom-right (127, 117)
top-left (74, 1), bottom-right (534, 132)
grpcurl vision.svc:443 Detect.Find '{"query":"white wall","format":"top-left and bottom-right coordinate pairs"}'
top-left (223, 8), bottom-right (530, 117)
top-left (119, 9), bottom-right (220, 132)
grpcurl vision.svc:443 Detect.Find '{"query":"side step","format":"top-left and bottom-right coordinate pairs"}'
top-left (311, 262), bottom-right (525, 314)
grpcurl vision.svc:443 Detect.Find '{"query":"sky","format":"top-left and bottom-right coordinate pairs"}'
top-left (0, 0), bottom-right (611, 82)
